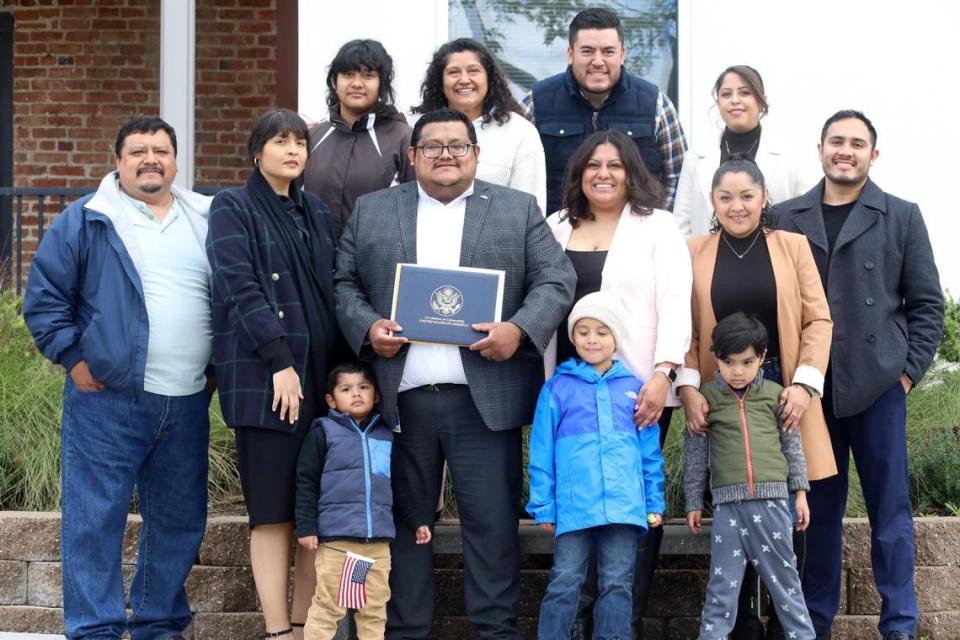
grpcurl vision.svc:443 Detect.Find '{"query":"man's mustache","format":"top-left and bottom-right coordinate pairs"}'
top-left (137, 165), bottom-right (164, 176)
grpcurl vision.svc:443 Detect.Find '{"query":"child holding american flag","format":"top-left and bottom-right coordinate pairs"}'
top-left (295, 362), bottom-right (431, 639)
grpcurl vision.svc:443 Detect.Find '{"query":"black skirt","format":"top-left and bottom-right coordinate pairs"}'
top-left (234, 384), bottom-right (320, 527)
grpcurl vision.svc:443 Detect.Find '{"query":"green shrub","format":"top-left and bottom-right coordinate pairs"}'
top-left (910, 422), bottom-right (960, 514)
top-left (4, 281), bottom-right (959, 519)
top-left (907, 369), bottom-right (960, 514)
top-left (939, 291), bottom-right (960, 363)
top-left (0, 291), bottom-right (63, 510)
top-left (0, 291), bottom-right (241, 512)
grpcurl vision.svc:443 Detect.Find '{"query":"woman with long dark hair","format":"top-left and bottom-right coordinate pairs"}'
top-left (544, 129), bottom-right (691, 638)
top-left (303, 39), bottom-right (414, 239)
top-left (412, 38), bottom-right (547, 213)
top-left (674, 65), bottom-right (808, 238)
top-left (208, 109), bottom-right (341, 640)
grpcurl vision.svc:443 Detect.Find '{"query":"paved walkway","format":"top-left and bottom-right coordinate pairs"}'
top-left (0, 634), bottom-right (65, 639)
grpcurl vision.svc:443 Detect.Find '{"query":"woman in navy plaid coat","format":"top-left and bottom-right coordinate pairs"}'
top-left (207, 109), bottom-right (342, 640)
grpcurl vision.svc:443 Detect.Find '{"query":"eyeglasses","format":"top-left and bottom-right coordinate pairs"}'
top-left (415, 143), bottom-right (475, 158)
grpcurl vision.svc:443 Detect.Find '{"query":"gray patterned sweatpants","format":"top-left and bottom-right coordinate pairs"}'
top-left (698, 500), bottom-right (815, 640)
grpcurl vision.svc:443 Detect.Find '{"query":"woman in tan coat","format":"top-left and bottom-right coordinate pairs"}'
top-left (676, 155), bottom-right (836, 640)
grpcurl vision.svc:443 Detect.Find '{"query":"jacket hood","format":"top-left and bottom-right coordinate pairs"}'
top-left (329, 102), bottom-right (408, 132)
top-left (83, 172), bottom-right (212, 277)
top-left (86, 171), bottom-right (212, 223)
top-left (556, 357), bottom-right (635, 383)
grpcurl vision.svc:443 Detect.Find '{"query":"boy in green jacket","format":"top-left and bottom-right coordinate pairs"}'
top-left (685, 312), bottom-right (815, 640)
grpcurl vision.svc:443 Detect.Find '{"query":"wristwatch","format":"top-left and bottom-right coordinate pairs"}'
top-left (654, 366), bottom-right (678, 383)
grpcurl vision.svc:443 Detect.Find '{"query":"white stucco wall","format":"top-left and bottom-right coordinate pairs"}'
top-left (300, 0), bottom-right (960, 292)
top-left (679, 0), bottom-right (960, 293)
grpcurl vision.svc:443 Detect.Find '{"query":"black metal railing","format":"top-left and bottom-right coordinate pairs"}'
top-left (0, 187), bottom-right (92, 295)
top-left (0, 185), bottom-right (226, 295)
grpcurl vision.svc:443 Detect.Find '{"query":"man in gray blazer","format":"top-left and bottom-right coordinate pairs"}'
top-left (335, 108), bottom-right (575, 639)
top-left (778, 110), bottom-right (943, 640)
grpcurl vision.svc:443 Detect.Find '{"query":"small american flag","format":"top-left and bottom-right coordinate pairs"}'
top-left (336, 551), bottom-right (376, 609)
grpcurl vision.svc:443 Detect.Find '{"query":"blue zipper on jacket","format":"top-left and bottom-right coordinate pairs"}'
top-left (350, 415), bottom-right (379, 539)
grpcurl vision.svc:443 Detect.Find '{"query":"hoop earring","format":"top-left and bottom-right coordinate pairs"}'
top-left (254, 157), bottom-right (261, 167)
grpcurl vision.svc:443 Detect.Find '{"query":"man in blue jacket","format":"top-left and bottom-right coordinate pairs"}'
top-left (778, 110), bottom-right (944, 640)
top-left (24, 116), bottom-right (214, 640)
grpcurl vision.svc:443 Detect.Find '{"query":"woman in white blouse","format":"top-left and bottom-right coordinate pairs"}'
top-left (674, 65), bottom-right (808, 238)
top-left (411, 38), bottom-right (547, 214)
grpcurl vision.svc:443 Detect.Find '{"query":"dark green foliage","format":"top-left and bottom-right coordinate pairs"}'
top-left (909, 421), bottom-right (960, 514)
top-left (0, 292), bottom-right (240, 512)
top-left (2, 288), bottom-right (959, 517)
top-left (907, 369), bottom-right (960, 514)
top-left (938, 291), bottom-right (960, 363)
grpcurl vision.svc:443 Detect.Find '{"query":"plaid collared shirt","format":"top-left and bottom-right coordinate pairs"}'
top-left (521, 89), bottom-right (687, 211)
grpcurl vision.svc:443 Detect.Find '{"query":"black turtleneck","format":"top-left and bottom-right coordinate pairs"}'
top-left (710, 229), bottom-right (780, 359)
top-left (720, 125), bottom-right (762, 163)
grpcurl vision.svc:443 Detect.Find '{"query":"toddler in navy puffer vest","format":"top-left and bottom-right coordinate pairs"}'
top-left (295, 362), bottom-right (430, 640)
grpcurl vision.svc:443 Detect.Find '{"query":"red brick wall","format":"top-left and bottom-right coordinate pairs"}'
top-left (8, 0), bottom-right (281, 189)
top-left (194, 0), bottom-right (280, 187)
top-left (10, 0), bottom-right (162, 190)
top-left (5, 0), bottom-right (161, 286)
top-left (4, 0), bottom-right (282, 286)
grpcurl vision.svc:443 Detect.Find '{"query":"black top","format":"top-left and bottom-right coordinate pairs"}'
top-left (720, 125), bottom-right (762, 163)
top-left (557, 249), bottom-right (608, 363)
top-left (711, 230), bottom-right (780, 359)
top-left (280, 195), bottom-right (311, 243)
top-left (822, 201), bottom-right (856, 255)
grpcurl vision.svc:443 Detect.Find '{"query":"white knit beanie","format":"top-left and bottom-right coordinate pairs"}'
top-left (567, 291), bottom-right (626, 350)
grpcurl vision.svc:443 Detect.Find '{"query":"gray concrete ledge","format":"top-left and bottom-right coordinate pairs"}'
top-left (1, 513), bottom-right (958, 639)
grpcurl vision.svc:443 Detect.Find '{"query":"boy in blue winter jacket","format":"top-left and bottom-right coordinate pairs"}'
top-left (295, 362), bottom-right (431, 640)
top-left (528, 291), bottom-right (666, 640)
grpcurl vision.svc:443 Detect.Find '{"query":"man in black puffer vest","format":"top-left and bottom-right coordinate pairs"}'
top-left (521, 7), bottom-right (686, 217)
top-left (521, 9), bottom-right (686, 637)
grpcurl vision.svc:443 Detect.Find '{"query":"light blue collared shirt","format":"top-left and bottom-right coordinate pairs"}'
top-left (121, 192), bottom-right (212, 396)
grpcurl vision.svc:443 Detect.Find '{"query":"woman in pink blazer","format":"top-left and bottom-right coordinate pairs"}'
top-left (544, 129), bottom-right (692, 638)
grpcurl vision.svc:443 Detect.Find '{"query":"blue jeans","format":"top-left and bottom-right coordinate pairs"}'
top-left (60, 378), bottom-right (210, 640)
top-left (538, 525), bottom-right (640, 640)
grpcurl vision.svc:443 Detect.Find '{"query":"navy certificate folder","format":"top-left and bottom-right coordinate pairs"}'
top-left (390, 264), bottom-right (505, 346)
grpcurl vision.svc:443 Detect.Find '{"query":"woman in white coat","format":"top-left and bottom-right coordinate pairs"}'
top-left (674, 65), bottom-right (807, 238)
top-left (545, 129), bottom-right (691, 639)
